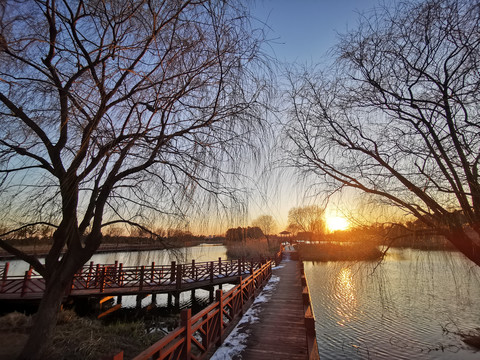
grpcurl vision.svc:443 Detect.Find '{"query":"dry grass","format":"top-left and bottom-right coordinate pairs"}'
top-left (0, 311), bottom-right (32, 330)
top-left (0, 310), bottom-right (163, 360)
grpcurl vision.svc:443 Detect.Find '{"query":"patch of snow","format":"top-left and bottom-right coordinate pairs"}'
top-left (210, 331), bottom-right (250, 360)
top-left (210, 273), bottom-right (281, 359)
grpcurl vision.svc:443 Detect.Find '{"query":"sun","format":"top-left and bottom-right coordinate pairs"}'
top-left (326, 216), bottom-right (350, 232)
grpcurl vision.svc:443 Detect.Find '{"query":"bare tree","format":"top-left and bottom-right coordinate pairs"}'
top-left (285, 0), bottom-right (480, 265)
top-left (251, 213), bottom-right (277, 246)
top-left (251, 214), bottom-right (277, 236)
top-left (287, 205), bottom-right (326, 239)
top-left (0, 0), bottom-right (269, 358)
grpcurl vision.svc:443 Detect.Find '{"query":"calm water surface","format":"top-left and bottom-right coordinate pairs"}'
top-left (305, 248), bottom-right (480, 360)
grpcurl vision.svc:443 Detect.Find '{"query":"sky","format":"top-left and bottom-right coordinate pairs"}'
top-left (251, 0), bottom-right (380, 64)
top-left (230, 0), bottom-right (383, 234)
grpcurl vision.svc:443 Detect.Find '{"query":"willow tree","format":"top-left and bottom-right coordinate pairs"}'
top-left (285, 0), bottom-right (480, 265)
top-left (0, 0), bottom-right (268, 358)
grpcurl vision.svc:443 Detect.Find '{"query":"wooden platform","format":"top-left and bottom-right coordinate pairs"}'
top-left (224, 257), bottom-right (311, 359)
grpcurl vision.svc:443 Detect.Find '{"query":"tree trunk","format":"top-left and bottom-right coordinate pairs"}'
top-left (18, 275), bottom-right (69, 360)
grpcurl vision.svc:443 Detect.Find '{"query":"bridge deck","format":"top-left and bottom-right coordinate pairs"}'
top-left (215, 256), bottom-right (311, 359)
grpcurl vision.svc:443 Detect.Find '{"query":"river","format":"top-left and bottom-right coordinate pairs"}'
top-left (304, 248), bottom-right (480, 359)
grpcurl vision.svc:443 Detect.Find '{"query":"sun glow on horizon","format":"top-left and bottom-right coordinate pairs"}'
top-left (326, 216), bottom-right (350, 232)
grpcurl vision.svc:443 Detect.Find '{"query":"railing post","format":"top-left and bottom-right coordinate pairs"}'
top-left (21, 267), bottom-right (32, 297)
top-left (215, 289), bottom-right (223, 346)
top-left (100, 266), bottom-right (106, 293)
top-left (171, 261), bottom-right (176, 283)
top-left (180, 309), bottom-right (192, 360)
top-left (209, 261), bottom-right (214, 283)
top-left (238, 276), bottom-right (244, 314)
top-left (139, 265), bottom-right (145, 291)
top-left (191, 260), bottom-right (196, 281)
top-left (237, 259), bottom-right (242, 276)
top-left (118, 263), bottom-right (124, 286)
top-left (218, 257), bottom-right (222, 276)
top-left (1, 262), bottom-right (9, 292)
top-left (95, 264), bottom-right (101, 287)
top-left (151, 262), bottom-right (155, 282)
top-left (86, 261), bottom-right (94, 288)
top-left (114, 260), bottom-right (118, 282)
top-left (176, 264), bottom-right (182, 290)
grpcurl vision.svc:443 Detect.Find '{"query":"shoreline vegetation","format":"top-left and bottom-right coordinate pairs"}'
top-left (0, 232), bottom-right (457, 263)
top-left (295, 242), bottom-right (384, 262)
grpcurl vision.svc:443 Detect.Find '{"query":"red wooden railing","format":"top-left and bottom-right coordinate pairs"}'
top-left (110, 260), bottom-right (273, 360)
top-left (0, 264), bottom-right (46, 297)
top-left (0, 250), bottom-right (283, 298)
top-left (70, 258), bottom-right (263, 294)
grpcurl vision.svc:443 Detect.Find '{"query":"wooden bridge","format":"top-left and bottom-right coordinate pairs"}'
top-left (0, 256), bottom-right (279, 302)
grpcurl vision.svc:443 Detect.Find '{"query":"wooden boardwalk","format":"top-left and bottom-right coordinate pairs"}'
top-left (212, 252), bottom-right (319, 360)
top-left (0, 258), bottom-right (275, 301)
top-left (239, 259), bottom-right (309, 359)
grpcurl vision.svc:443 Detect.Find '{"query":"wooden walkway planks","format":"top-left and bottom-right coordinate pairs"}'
top-left (232, 257), bottom-right (311, 360)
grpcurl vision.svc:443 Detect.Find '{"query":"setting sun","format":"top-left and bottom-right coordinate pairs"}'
top-left (326, 216), bottom-right (350, 232)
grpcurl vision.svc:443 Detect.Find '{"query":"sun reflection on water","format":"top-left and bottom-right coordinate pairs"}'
top-left (334, 267), bottom-right (357, 326)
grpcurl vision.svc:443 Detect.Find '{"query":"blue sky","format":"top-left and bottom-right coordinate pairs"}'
top-left (252, 0), bottom-right (381, 64)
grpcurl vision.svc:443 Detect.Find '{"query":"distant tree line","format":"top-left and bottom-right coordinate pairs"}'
top-left (225, 226), bottom-right (264, 242)
top-left (0, 224), bottom-right (221, 249)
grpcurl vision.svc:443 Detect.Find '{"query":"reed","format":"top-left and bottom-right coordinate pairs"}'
top-left (225, 237), bottom-right (282, 260)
